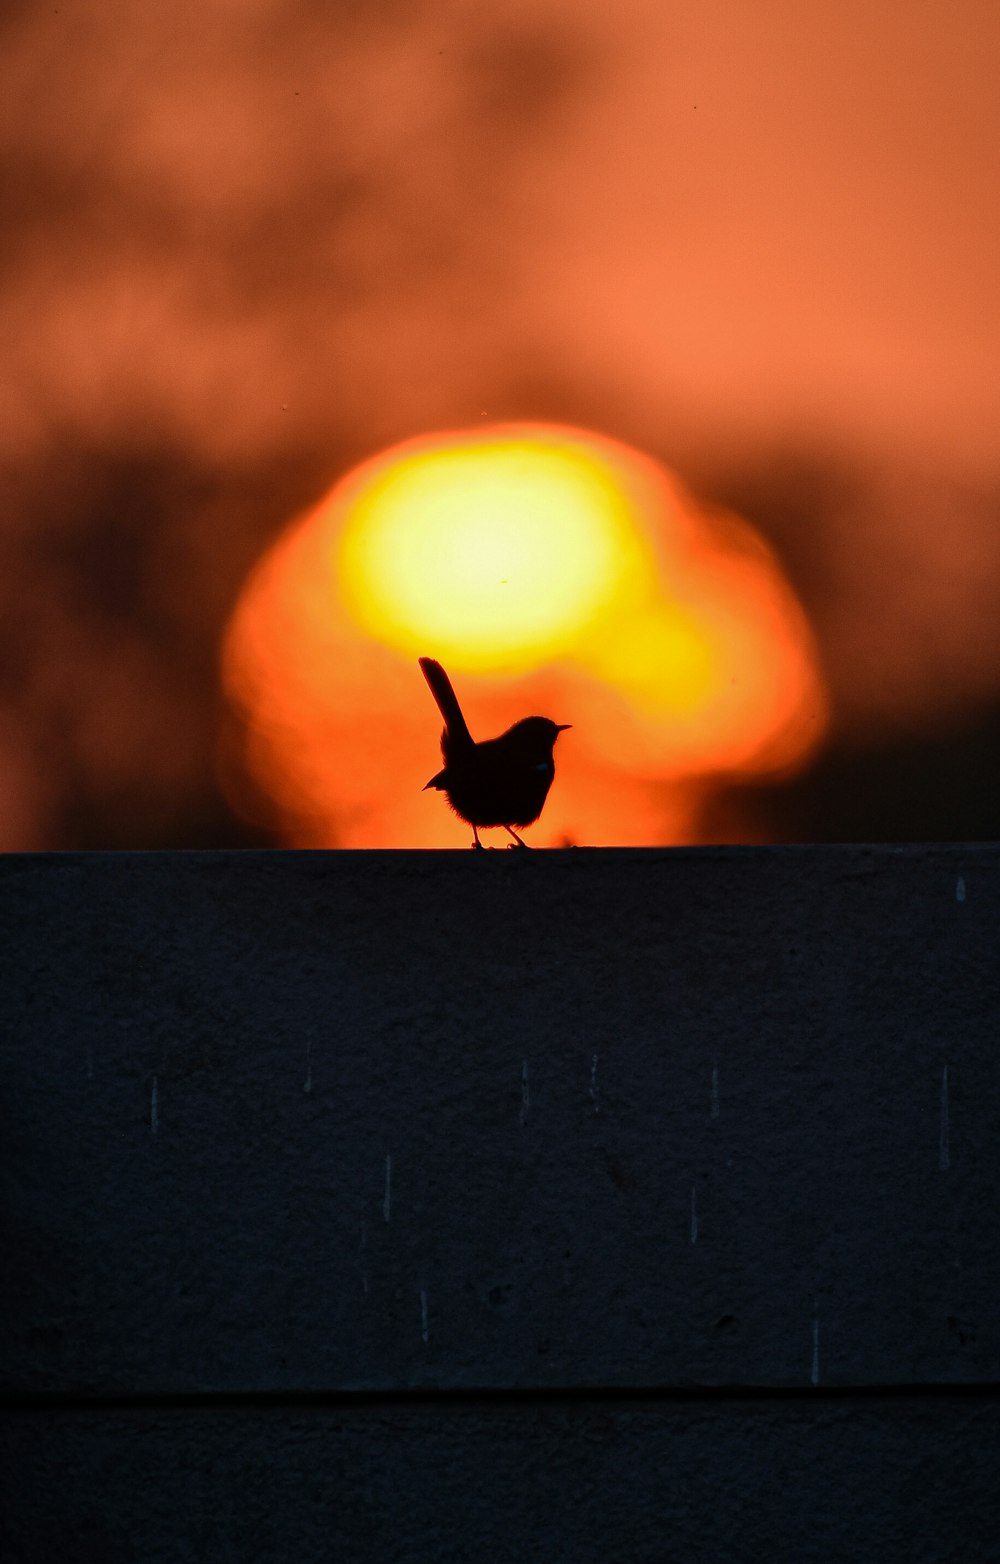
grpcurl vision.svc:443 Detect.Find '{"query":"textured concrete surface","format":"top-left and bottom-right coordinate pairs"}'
top-left (2, 847), bottom-right (999, 1396)
top-left (2, 847), bottom-right (999, 1559)
top-left (3, 1396), bottom-right (999, 1564)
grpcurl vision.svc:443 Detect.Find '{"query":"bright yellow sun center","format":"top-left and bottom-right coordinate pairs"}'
top-left (337, 434), bottom-right (648, 670)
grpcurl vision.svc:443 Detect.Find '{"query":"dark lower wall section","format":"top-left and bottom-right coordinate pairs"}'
top-left (3, 1396), bottom-right (997, 1564)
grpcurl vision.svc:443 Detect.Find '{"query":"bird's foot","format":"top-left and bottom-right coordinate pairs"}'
top-left (504, 827), bottom-right (531, 849)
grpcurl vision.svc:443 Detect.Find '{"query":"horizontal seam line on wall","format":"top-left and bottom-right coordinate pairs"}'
top-left (3, 1382), bottom-right (1000, 1414)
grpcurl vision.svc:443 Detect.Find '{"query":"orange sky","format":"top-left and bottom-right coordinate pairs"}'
top-left (1, 0), bottom-right (998, 845)
top-left (3, 0), bottom-right (997, 474)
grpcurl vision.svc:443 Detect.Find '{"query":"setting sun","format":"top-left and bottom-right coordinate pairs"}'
top-left (222, 423), bottom-right (828, 846)
top-left (338, 432), bottom-right (650, 671)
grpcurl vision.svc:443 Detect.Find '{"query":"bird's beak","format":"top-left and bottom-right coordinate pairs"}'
top-left (557, 723), bottom-right (572, 732)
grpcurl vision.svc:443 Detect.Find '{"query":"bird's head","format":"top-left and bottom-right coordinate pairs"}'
top-left (507, 716), bottom-right (571, 764)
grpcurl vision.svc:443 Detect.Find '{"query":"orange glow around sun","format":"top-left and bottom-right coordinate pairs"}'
top-left (222, 424), bottom-right (828, 845)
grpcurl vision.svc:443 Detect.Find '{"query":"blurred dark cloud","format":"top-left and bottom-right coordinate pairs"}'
top-left (718, 705), bottom-right (1000, 845)
top-left (1, 0), bottom-right (998, 845)
top-left (708, 455), bottom-right (1000, 741)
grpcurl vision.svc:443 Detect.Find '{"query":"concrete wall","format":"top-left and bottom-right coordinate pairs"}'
top-left (2, 848), bottom-right (999, 1559)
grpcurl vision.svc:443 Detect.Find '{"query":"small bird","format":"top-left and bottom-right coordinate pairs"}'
top-left (419, 656), bottom-right (570, 848)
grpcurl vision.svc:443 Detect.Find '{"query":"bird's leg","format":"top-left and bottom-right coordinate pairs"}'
top-left (504, 826), bottom-right (530, 848)
top-left (471, 825), bottom-right (484, 850)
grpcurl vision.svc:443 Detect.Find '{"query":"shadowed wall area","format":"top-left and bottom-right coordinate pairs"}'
top-left (2, 849), bottom-right (999, 1558)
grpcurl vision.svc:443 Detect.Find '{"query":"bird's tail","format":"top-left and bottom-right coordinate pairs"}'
top-left (419, 657), bottom-right (474, 751)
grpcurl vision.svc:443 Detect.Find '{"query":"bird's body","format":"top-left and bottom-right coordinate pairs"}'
top-left (419, 657), bottom-right (569, 847)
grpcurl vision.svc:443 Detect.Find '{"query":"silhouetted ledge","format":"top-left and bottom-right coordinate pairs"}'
top-left (2, 846), bottom-right (998, 1400)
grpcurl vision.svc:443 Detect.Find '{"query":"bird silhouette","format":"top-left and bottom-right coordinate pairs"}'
top-left (419, 656), bottom-right (570, 848)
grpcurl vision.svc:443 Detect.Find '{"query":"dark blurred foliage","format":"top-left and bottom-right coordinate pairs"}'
top-left (0, 434), bottom-right (330, 848)
top-left (730, 712), bottom-right (1000, 843)
top-left (705, 451), bottom-right (1000, 842)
